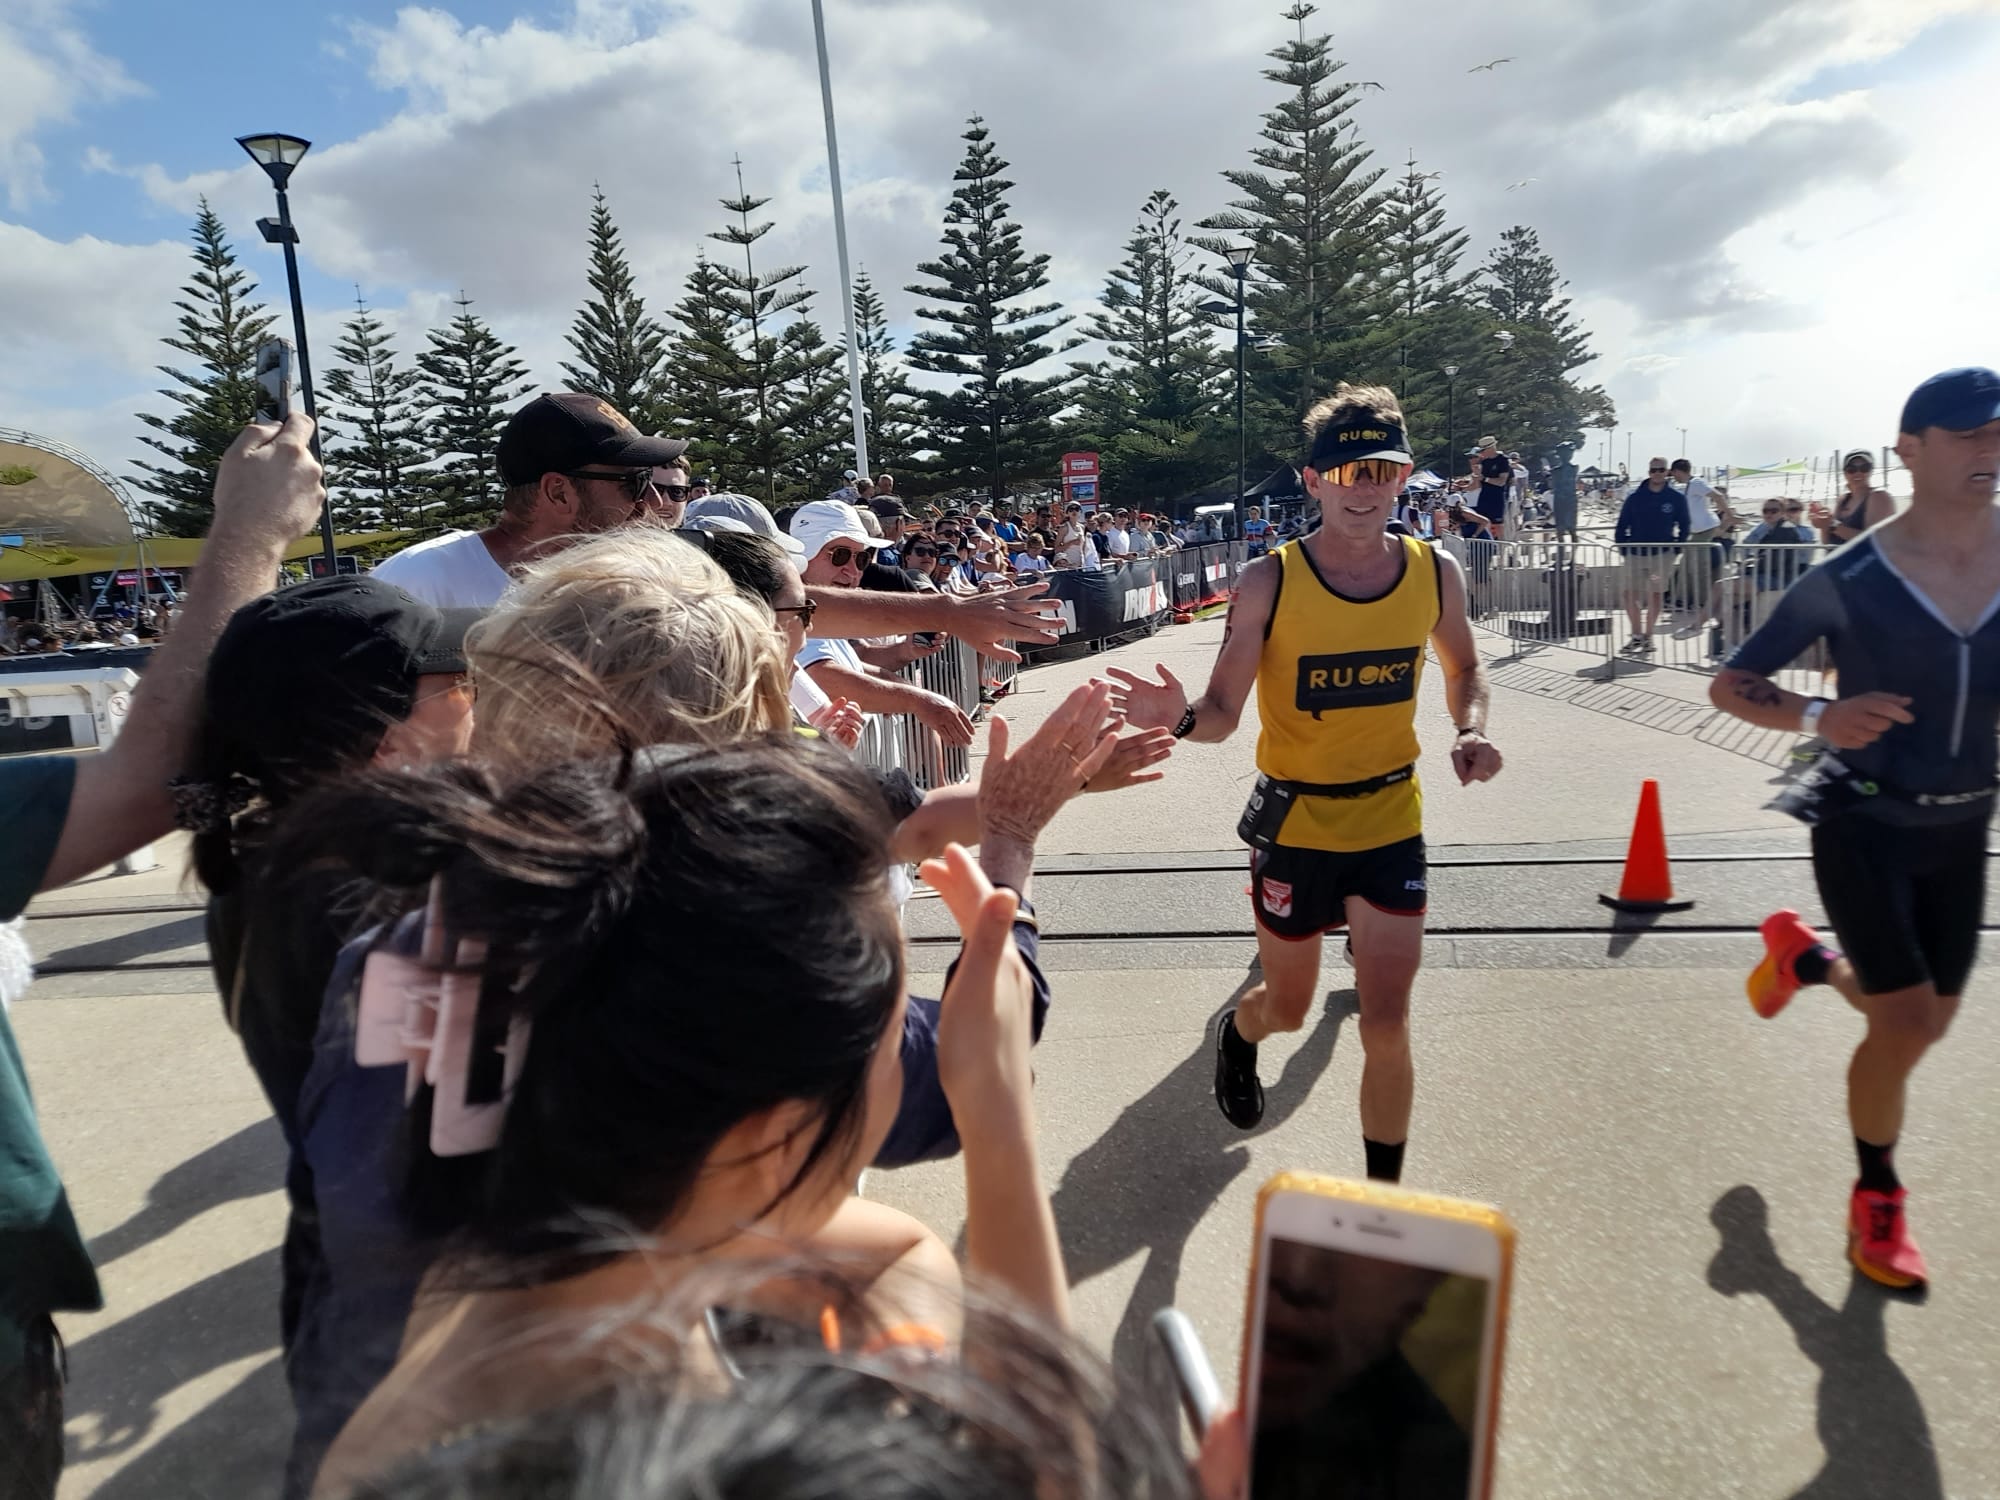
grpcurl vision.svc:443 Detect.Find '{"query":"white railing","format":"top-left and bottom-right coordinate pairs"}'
top-left (1442, 531), bottom-right (1833, 684)
top-left (853, 636), bottom-right (1017, 790)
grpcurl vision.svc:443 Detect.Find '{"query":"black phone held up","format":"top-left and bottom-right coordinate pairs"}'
top-left (254, 337), bottom-right (296, 425)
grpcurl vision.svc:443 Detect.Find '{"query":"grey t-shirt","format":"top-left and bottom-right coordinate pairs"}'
top-left (1727, 534), bottom-right (2000, 824)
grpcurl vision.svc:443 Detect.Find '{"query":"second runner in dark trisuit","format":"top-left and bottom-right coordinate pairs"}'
top-left (1712, 366), bottom-right (2000, 1290)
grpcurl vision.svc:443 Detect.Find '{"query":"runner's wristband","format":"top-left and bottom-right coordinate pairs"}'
top-left (1172, 706), bottom-right (1198, 740)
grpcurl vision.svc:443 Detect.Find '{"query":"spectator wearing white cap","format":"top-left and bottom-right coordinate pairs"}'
top-left (791, 501), bottom-right (975, 748)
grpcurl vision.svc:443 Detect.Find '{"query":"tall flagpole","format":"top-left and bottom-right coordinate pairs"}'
top-left (811, 0), bottom-right (870, 481)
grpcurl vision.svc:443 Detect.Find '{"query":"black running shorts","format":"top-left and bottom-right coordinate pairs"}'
top-left (1249, 836), bottom-right (1428, 941)
top-left (1811, 813), bottom-right (1987, 996)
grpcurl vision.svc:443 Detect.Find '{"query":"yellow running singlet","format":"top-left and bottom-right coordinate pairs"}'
top-left (1252, 534), bottom-right (1441, 852)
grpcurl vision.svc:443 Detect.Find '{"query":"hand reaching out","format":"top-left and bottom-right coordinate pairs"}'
top-left (1103, 664), bottom-right (1189, 733)
top-left (978, 681), bottom-right (1120, 845)
top-left (920, 844), bottom-right (1036, 1120)
top-left (1083, 726), bottom-right (1175, 793)
top-left (807, 697), bottom-right (865, 750)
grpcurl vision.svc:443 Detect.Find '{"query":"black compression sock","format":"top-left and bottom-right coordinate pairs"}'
top-left (1855, 1137), bottom-right (1900, 1195)
top-left (1364, 1138), bottom-right (1406, 1183)
top-left (1222, 1013), bottom-right (1257, 1061)
top-left (1793, 944), bottom-right (1840, 987)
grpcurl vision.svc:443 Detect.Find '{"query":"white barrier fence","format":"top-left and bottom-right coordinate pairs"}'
top-left (853, 637), bottom-right (1019, 790)
top-left (1436, 532), bottom-right (1834, 683)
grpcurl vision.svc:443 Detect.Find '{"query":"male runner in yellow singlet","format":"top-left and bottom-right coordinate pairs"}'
top-left (1109, 384), bottom-right (1502, 1181)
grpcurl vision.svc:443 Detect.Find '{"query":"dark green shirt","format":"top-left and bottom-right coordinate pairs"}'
top-left (0, 756), bottom-right (104, 1356)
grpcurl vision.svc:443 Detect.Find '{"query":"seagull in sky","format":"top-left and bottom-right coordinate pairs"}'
top-left (1506, 178), bottom-right (1538, 190)
top-left (1468, 57), bottom-right (1515, 72)
top-left (1353, 80), bottom-right (1385, 90)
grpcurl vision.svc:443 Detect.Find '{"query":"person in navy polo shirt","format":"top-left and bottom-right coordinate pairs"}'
top-left (1615, 457), bottom-right (1692, 653)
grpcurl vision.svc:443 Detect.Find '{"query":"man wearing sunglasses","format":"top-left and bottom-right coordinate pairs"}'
top-left (373, 391), bottom-right (690, 608)
top-left (1108, 384), bottom-right (1502, 1180)
top-left (791, 499), bottom-right (976, 748)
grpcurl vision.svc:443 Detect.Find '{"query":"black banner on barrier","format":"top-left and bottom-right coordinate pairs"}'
top-left (1028, 543), bottom-right (1250, 648)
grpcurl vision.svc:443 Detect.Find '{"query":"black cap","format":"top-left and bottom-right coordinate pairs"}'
top-left (1899, 368), bottom-right (2000, 435)
top-left (204, 577), bottom-right (480, 789)
top-left (496, 392), bottom-right (691, 488)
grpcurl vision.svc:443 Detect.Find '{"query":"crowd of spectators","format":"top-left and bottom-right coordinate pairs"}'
top-left (0, 397), bottom-right (1243, 1500)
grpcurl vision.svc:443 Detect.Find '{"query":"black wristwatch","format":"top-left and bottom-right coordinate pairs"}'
top-left (1454, 725), bottom-right (1484, 739)
top-left (1172, 705), bottom-right (1199, 740)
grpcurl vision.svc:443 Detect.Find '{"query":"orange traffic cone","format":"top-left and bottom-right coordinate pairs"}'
top-left (1599, 779), bottom-right (1695, 913)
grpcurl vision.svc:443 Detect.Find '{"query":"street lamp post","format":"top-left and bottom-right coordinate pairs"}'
top-left (1442, 364), bottom-right (1459, 477)
top-left (1677, 426), bottom-right (1688, 460)
top-left (1476, 386), bottom-right (1488, 433)
top-left (236, 132), bottom-right (335, 573)
top-left (1224, 245), bottom-right (1254, 541)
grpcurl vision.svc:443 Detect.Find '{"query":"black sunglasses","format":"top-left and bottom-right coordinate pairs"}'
top-left (564, 468), bottom-right (683, 503)
top-left (823, 545), bottom-right (866, 569)
top-left (907, 545), bottom-right (938, 558)
top-left (774, 599), bottom-right (818, 629)
top-left (1648, 467), bottom-right (1668, 475)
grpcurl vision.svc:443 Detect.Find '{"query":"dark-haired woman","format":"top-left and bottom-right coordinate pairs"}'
top-left (297, 744), bottom-right (1068, 1496)
top-left (1810, 450), bottom-right (1895, 544)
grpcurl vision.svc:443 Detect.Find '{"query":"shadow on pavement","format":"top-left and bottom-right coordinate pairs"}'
top-left (1706, 1185), bottom-right (1941, 1500)
top-left (34, 914), bottom-right (206, 972)
top-left (89, 1117), bottom-right (286, 1270)
top-left (82, 1354), bottom-right (291, 1500)
top-left (1051, 964), bottom-right (1350, 1375)
top-left (1605, 909), bottom-right (1663, 960)
top-left (65, 1247), bottom-right (282, 1468)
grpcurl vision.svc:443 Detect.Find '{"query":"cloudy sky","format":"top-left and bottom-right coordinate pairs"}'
top-left (4, 0), bottom-right (1997, 494)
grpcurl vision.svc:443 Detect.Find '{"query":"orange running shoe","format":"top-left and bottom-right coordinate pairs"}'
top-left (1746, 909), bottom-right (1825, 1019)
top-left (1849, 1185), bottom-right (1928, 1290)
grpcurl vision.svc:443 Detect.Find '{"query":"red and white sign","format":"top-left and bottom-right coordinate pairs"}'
top-left (1060, 452), bottom-right (1102, 509)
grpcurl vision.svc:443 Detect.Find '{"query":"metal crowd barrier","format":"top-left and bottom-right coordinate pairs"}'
top-left (853, 635), bottom-right (1020, 791)
top-left (1442, 530), bottom-right (1835, 687)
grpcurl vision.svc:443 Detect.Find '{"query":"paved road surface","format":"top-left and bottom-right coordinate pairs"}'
top-left (18, 613), bottom-right (1995, 1497)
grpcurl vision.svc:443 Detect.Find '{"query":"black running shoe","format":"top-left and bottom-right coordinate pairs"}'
top-left (1214, 1010), bottom-right (1265, 1129)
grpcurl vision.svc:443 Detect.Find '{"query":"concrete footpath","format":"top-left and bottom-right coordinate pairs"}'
top-left (17, 613), bottom-right (1995, 1498)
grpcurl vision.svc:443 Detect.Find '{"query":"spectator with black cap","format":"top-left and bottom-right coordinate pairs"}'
top-left (372, 391), bottom-right (690, 608)
top-left (185, 577), bottom-right (478, 1491)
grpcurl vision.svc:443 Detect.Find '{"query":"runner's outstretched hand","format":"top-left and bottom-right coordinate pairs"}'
top-left (1104, 664), bottom-right (1188, 732)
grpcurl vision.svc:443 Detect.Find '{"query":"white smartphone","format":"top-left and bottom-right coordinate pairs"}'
top-left (1240, 1172), bottom-right (1514, 1500)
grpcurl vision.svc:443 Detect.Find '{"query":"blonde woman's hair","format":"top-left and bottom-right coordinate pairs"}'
top-left (468, 525), bottom-right (792, 778)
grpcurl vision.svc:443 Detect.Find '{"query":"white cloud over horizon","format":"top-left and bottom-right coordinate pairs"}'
top-left (3, 0), bottom-right (1998, 495)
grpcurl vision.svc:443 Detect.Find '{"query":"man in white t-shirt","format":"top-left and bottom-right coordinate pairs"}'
top-left (372, 391), bottom-right (690, 608)
top-left (1107, 509), bottom-right (1135, 559)
top-left (791, 500), bottom-right (976, 748)
top-left (1668, 457), bottom-right (1737, 637)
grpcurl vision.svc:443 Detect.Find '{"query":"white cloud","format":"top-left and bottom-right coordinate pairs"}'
top-left (0, 0), bottom-right (142, 208)
top-left (5, 0), bottom-right (2000, 484)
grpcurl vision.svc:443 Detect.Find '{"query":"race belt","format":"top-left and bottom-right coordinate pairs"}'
top-left (1238, 765), bottom-right (1416, 850)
